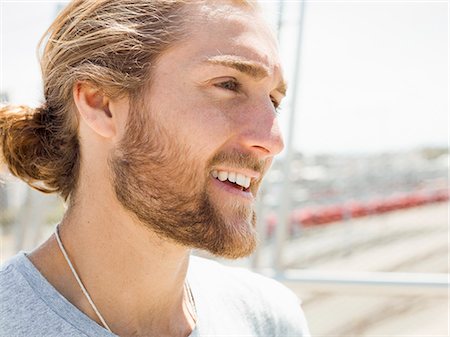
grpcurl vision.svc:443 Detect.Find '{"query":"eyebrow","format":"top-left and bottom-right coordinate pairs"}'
top-left (203, 55), bottom-right (287, 96)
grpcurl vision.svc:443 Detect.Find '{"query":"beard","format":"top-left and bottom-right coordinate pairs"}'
top-left (108, 100), bottom-right (265, 259)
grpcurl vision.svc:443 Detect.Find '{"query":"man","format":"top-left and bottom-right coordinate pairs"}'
top-left (0, 0), bottom-right (310, 336)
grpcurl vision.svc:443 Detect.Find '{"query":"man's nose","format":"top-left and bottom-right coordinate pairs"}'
top-left (237, 101), bottom-right (285, 158)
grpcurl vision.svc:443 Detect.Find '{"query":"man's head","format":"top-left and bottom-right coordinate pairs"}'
top-left (0, 0), bottom-right (285, 258)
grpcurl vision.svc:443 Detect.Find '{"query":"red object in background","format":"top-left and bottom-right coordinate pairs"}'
top-left (429, 189), bottom-right (449, 202)
top-left (366, 197), bottom-right (387, 214)
top-left (391, 195), bottom-right (410, 210)
top-left (316, 205), bottom-right (344, 224)
top-left (298, 208), bottom-right (316, 226)
top-left (402, 193), bottom-right (427, 208)
top-left (266, 212), bottom-right (277, 236)
top-left (266, 188), bottom-right (449, 235)
top-left (345, 201), bottom-right (369, 218)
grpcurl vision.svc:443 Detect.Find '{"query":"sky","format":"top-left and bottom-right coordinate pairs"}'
top-left (1, 0), bottom-right (448, 155)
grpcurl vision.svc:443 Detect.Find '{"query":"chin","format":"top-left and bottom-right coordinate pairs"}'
top-left (204, 210), bottom-right (258, 259)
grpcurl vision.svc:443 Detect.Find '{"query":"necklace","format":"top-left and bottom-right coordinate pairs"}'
top-left (54, 225), bottom-right (113, 332)
top-left (54, 225), bottom-right (197, 333)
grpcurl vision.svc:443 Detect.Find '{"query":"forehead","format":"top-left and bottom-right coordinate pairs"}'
top-left (166, 2), bottom-right (283, 77)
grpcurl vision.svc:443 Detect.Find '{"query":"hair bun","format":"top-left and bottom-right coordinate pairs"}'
top-left (0, 103), bottom-right (79, 200)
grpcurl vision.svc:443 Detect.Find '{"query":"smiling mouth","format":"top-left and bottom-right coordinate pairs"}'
top-left (211, 170), bottom-right (251, 192)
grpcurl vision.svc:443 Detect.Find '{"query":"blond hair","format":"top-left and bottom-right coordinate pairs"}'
top-left (0, 0), bottom-right (256, 200)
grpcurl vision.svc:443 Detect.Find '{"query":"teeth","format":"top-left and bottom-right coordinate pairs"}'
top-left (236, 173), bottom-right (246, 187)
top-left (211, 170), bottom-right (252, 189)
top-left (244, 176), bottom-right (251, 188)
top-left (218, 171), bottom-right (228, 181)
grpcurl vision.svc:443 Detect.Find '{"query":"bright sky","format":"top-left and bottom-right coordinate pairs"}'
top-left (1, 1), bottom-right (448, 154)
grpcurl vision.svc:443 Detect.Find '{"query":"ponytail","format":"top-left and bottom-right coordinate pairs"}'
top-left (0, 104), bottom-right (79, 200)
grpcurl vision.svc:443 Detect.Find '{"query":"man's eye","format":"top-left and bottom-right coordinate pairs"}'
top-left (271, 97), bottom-right (282, 114)
top-left (215, 80), bottom-right (240, 92)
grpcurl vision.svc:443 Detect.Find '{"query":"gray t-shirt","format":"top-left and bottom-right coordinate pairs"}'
top-left (1, 252), bottom-right (310, 337)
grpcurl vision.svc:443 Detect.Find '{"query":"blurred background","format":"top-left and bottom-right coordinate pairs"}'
top-left (0, 1), bottom-right (448, 336)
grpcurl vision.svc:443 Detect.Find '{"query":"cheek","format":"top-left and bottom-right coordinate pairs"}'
top-left (177, 104), bottom-right (235, 148)
top-left (149, 84), bottom-right (238, 156)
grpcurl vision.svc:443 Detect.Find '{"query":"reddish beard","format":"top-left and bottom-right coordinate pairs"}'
top-left (108, 103), bottom-right (266, 259)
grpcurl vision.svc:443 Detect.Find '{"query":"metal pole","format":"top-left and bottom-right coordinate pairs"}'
top-left (276, 0), bottom-right (285, 41)
top-left (273, 1), bottom-right (306, 272)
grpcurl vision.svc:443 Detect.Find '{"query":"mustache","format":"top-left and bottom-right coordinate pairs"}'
top-left (208, 151), bottom-right (266, 176)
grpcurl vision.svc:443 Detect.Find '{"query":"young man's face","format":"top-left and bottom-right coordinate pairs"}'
top-left (111, 3), bottom-right (285, 258)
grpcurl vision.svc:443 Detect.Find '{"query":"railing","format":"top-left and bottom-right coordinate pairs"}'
top-left (263, 269), bottom-right (449, 297)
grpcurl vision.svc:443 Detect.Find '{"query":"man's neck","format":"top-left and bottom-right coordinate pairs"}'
top-left (29, 198), bottom-right (196, 337)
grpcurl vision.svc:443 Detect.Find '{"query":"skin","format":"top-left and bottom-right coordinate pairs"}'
top-left (29, 3), bottom-right (285, 337)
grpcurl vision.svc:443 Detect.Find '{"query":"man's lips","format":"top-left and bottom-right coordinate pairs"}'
top-left (210, 175), bottom-right (255, 201)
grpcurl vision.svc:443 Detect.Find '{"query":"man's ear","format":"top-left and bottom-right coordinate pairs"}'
top-left (73, 82), bottom-right (116, 138)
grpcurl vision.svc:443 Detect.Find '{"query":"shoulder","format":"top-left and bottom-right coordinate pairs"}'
top-left (1, 253), bottom-right (49, 335)
top-left (0, 253), bottom-right (33, 300)
top-left (0, 253), bottom-right (90, 337)
top-left (189, 255), bottom-right (296, 303)
top-left (189, 256), bottom-right (310, 336)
